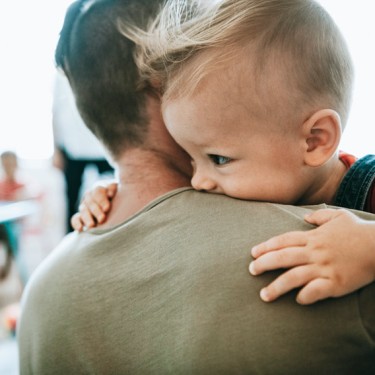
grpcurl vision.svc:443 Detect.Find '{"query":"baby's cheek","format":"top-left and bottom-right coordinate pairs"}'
top-left (223, 179), bottom-right (252, 200)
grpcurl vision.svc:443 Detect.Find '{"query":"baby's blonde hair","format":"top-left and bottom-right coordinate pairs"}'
top-left (121, 0), bottom-right (354, 127)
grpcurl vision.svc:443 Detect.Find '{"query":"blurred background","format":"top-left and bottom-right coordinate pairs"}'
top-left (0, 1), bottom-right (115, 373)
top-left (0, 1), bottom-right (374, 373)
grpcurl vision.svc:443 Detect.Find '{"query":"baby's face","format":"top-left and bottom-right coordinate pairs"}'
top-left (163, 67), bottom-right (310, 204)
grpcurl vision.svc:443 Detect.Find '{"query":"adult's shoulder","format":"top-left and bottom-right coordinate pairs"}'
top-left (21, 232), bottom-right (79, 296)
top-left (162, 189), bottom-right (320, 226)
top-left (162, 188), bottom-right (319, 217)
top-left (150, 190), bottom-right (324, 246)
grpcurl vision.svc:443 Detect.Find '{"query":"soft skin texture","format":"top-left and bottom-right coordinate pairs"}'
top-left (73, 181), bottom-right (118, 230)
top-left (162, 58), bottom-right (347, 206)
top-left (18, 189), bottom-right (375, 374)
top-left (250, 208), bottom-right (375, 304)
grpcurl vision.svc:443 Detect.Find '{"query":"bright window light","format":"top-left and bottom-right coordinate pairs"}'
top-left (0, 0), bottom-right (72, 160)
top-left (317, 0), bottom-right (375, 157)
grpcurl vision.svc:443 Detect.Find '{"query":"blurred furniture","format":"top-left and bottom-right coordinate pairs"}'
top-left (0, 200), bottom-right (37, 223)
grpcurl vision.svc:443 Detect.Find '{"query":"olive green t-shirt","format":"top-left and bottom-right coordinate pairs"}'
top-left (18, 188), bottom-right (375, 374)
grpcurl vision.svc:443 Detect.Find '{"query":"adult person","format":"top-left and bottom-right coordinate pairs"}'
top-left (17, 0), bottom-right (375, 374)
top-left (52, 68), bottom-right (114, 232)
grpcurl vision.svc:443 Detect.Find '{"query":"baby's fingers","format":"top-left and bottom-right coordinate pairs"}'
top-left (81, 196), bottom-right (107, 224)
top-left (106, 182), bottom-right (118, 199)
top-left (71, 213), bottom-right (85, 232)
top-left (251, 231), bottom-right (307, 258)
top-left (77, 204), bottom-right (97, 229)
top-left (249, 247), bottom-right (308, 275)
top-left (86, 187), bottom-right (112, 213)
top-left (304, 208), bottom-right (342, 226)
top-left (259, 266), bottom-right (315, 302)
top-left (296, 278), bottom-right (333, 305)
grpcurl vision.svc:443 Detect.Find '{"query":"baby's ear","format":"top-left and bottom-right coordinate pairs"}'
top-left (302, 109), bottom-right (342, 167)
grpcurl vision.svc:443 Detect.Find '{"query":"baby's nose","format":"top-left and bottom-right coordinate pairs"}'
top-left (191, 171), bottom-right (216, 191)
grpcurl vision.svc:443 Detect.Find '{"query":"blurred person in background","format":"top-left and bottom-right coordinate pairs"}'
top-left (0, 150), bottom-right (59, 281)
top-left (0, 152), bottom-right (30, 323)
top-left (0, 151), bottom-right (26, 201)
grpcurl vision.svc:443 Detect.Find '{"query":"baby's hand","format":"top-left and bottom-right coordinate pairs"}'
top-left (71, 181), bottom-right (118, 232)
top-left (249, 208), bottom-right (375, 305)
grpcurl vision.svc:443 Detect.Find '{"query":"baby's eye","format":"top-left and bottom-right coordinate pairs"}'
top-left (208, 154), bottom-right (232, 166)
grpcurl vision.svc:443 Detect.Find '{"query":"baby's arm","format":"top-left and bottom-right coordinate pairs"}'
top-left (71, 181), bottom-right (118, 231)
top-left (249, 208), bottom-right (375, 304)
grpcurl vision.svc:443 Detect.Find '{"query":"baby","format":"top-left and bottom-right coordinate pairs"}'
top-left (73, 0), bottom-right (375, 305)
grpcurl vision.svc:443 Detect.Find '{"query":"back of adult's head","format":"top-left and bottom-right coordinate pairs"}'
top-left (55, 0), bottom-right (164, 160)
top-left (127, 0), bottom-right (354, 129)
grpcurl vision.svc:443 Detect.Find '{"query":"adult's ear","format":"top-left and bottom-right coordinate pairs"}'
top-left (302, 109), bottom-right (342, 167)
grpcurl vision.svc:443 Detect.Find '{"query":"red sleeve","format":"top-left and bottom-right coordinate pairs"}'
top-left (338, 150), bottom-right (357, 169)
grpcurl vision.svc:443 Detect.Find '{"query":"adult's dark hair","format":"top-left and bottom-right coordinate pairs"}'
top-left (55, 0), bottom-right (164, 159)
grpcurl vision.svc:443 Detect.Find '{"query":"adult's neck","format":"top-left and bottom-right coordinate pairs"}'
top-left (101, 148), bottom-right (191, 228)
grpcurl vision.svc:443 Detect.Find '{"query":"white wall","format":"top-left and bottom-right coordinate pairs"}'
top-left (317, 0), bottom-right (375, 157)
top-left (0, 0), bottom-right (72, 160)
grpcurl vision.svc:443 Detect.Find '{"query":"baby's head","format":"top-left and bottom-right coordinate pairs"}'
top-left (127, 0), bottom-right (354, 204)
top-left (144, 0), bottom-right (353, 122)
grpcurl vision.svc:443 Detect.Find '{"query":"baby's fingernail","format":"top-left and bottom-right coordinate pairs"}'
top-left (249, 262), bottom-right (256, 275)
top-left (260, 288), bottom-right (271, 302)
